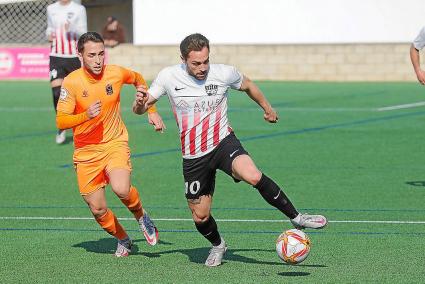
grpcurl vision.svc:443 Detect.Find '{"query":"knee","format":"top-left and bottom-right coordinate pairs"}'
top-left (113, 185), bottom-right (130, 199)
top-left (192, 212), bottom-right (210, 224)
top-left (246, 170), bottom-right (263, 186)
top-left (89, 205), bottom-right (107, 218)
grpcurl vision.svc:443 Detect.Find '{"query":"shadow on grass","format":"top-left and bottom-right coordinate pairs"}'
top-left (406, 181), bottom-right (425, 187)
top-left (73, 238), bottom-right (326, 268)
top-left (72, 237), bottom-right (173, 258)
top-left (278, 271), bottom-right (311, 277)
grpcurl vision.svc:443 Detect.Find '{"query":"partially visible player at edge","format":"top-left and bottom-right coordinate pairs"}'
top-left (46, 0), bottom-right (87, 144)
top-left (56, 32), bottom-right (165, 257)
top-left (410, 25), bottom-right (425, 85)
top-left (133, 33), bottom-right (327, 267)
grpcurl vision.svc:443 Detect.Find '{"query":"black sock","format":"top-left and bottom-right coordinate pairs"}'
top-left (194, 216), bottom-right (222, 246)
top-left (254, 173), bottom-right (299, 219)
top-left (52, 86), bottom-right (61, 112)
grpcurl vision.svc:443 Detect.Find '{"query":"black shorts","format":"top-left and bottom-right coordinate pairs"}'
top-left (49, 56), bottom-right (81, 81)
top-left (182, 132), bottom-right (249, 200)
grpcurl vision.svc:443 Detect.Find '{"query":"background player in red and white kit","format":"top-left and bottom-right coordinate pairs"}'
top-left (133, 33), bottom-right (327, 267)
top-left (46, 0), bottom-right (87, 144)
top-left (410, 25), bottom-right (425, 85)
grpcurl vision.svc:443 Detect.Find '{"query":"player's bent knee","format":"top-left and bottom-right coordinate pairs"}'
top-left (242, 170), bottom-right (262, 186)
top-left (250, 171), bottom-right (263, 186)
top-left (90, 206), bottom-right (107, 218)
top-left (192, 212), bottom-right (210, 224)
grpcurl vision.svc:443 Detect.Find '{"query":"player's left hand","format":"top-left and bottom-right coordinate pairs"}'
top-left (264, 108), bottom-right (278, 123)
top-left (148, 112), bottom-right (166, 133)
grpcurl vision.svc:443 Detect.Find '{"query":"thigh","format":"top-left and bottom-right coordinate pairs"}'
top-left (183, 154), bottom-right (216, 201)
top-left (74, 148), bottom-right (108, 196)
top-left (105, 142), bottom-right (132, 174)
top-left (63, 57), bottom-right (82, 75)
top-left (108, 168), bottom-right (131, 198)
top-left (214, 132), bottom-right (249, 181)
top-left (231, 154), bottom-right (262, 186)
top-left (49, 56), bottom-right (66, 82)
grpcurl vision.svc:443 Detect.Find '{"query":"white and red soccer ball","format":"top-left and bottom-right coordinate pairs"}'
top-left (276, 229), bottom-right (311, 264)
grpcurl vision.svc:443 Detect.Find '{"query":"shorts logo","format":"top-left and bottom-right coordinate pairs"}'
top-left (82, 90), bottom-right (89, 97)
top-left (229, 149), bottom-right (239, 158)
top-left (105, 84), bottom-right (113, 95)
top-left (205, 84), bottom-right (218, 96)
top-left (59, 88), bottom-right (69, 100)
top-left (50, 69), bottom-right (57, 79)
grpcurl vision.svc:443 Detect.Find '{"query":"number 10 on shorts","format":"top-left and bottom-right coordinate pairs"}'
top-left (185, 181), bottom-right (200, 195)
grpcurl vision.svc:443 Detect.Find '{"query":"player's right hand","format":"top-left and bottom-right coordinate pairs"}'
top-left (264, 108), bottom-right (278, 123)
top-left (86, 100), bottom-right (101, 118)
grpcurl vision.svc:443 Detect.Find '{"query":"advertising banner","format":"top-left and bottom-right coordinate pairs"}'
top-left (0, 47), bottom-right (50, 80)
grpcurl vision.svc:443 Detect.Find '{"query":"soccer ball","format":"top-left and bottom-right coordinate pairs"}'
top-left (276, 229), bottom-right (311, 264)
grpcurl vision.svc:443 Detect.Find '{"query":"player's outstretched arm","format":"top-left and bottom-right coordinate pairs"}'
top-left (410, 44), bottom-right (425, 85)
top-left (56, 100), bottom-right (101, 130)
top-left (239, 75), bottom-right (278, 123)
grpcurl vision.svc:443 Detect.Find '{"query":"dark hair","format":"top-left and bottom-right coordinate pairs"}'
top-left (77, 32), bottom-right (104, 53)
top-left (180, 33), bottom-right (209, 60)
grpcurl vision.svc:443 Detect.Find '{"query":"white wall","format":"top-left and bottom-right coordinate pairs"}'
top-left (133, 0), bottom-right (425, 45)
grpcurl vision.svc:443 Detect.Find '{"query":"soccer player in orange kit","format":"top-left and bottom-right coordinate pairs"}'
top-left (56, 32), bottom-right (165, 257)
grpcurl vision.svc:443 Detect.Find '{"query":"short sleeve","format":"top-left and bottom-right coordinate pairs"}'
top-left (413, 26), bottom-right (425, 50)
top-left (149, 69), bottom-right (168, 100)
top-left (57, 78), bottom-right (76, 114)
top-left (222, 65), bottom-right (243, 90)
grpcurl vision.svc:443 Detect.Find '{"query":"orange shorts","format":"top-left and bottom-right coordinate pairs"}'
top-left (73, 141), bottom-right (132, 195)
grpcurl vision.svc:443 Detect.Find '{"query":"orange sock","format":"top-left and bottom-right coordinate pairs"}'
top-left (95, 209), bottom-right (128, 240)
top-left (120, 186), bottom-right (143, 220)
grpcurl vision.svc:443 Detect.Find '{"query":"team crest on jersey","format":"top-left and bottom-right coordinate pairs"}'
top-left (105, 84), bottom-right (113, 95)
top-left (67, 12), bottom-right (74, 20)
top-left (59, 88), bottom-right (69, 100)
top-left (82, 90), bottom-right (89, 97)
top-left (205, 84), bottom-right (218, 96)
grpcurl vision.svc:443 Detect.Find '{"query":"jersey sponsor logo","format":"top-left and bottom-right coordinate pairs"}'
top-left (59, 87), bottom-right (69, 100)
top-left (174, 86), bottom-right (186, 91)
top-left (194, 97), bottom-right (222, 113)
top-left (82, 90), bottom-right (89, 97)
top-left (176, 100), bottom-right (190, 110)
top-left (205, 84), bottom-right (218, 96)
top-left (105, 84), bottom-right (113, 95)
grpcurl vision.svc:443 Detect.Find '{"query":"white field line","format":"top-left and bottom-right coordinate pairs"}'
top-left (1, 216), bottom-right (425, 224)
top-left (377, 101), bottom-right (425, 111)
top-left (0, 106), bottom-right (375, 112)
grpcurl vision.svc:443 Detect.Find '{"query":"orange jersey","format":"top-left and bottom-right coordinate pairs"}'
top-left (57, 65), bottom-right (154, 149)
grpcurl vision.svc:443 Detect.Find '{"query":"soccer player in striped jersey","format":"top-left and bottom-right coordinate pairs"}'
top-left (410, 26), bottom-right (425, 85)
top-left (133, 33), bottom-right (327, 267)
top-left (46, 0), bottom-right (87, 144)
top-left (56, 32), bottom-right (165, 257)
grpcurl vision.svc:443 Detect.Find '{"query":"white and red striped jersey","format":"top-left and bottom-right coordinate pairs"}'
top-left (413, 26), bottom-right (425, 50)
top-left (149, 64), bottom-right (243, 159)
top-left (46, 1), bottom-right (87, 58)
